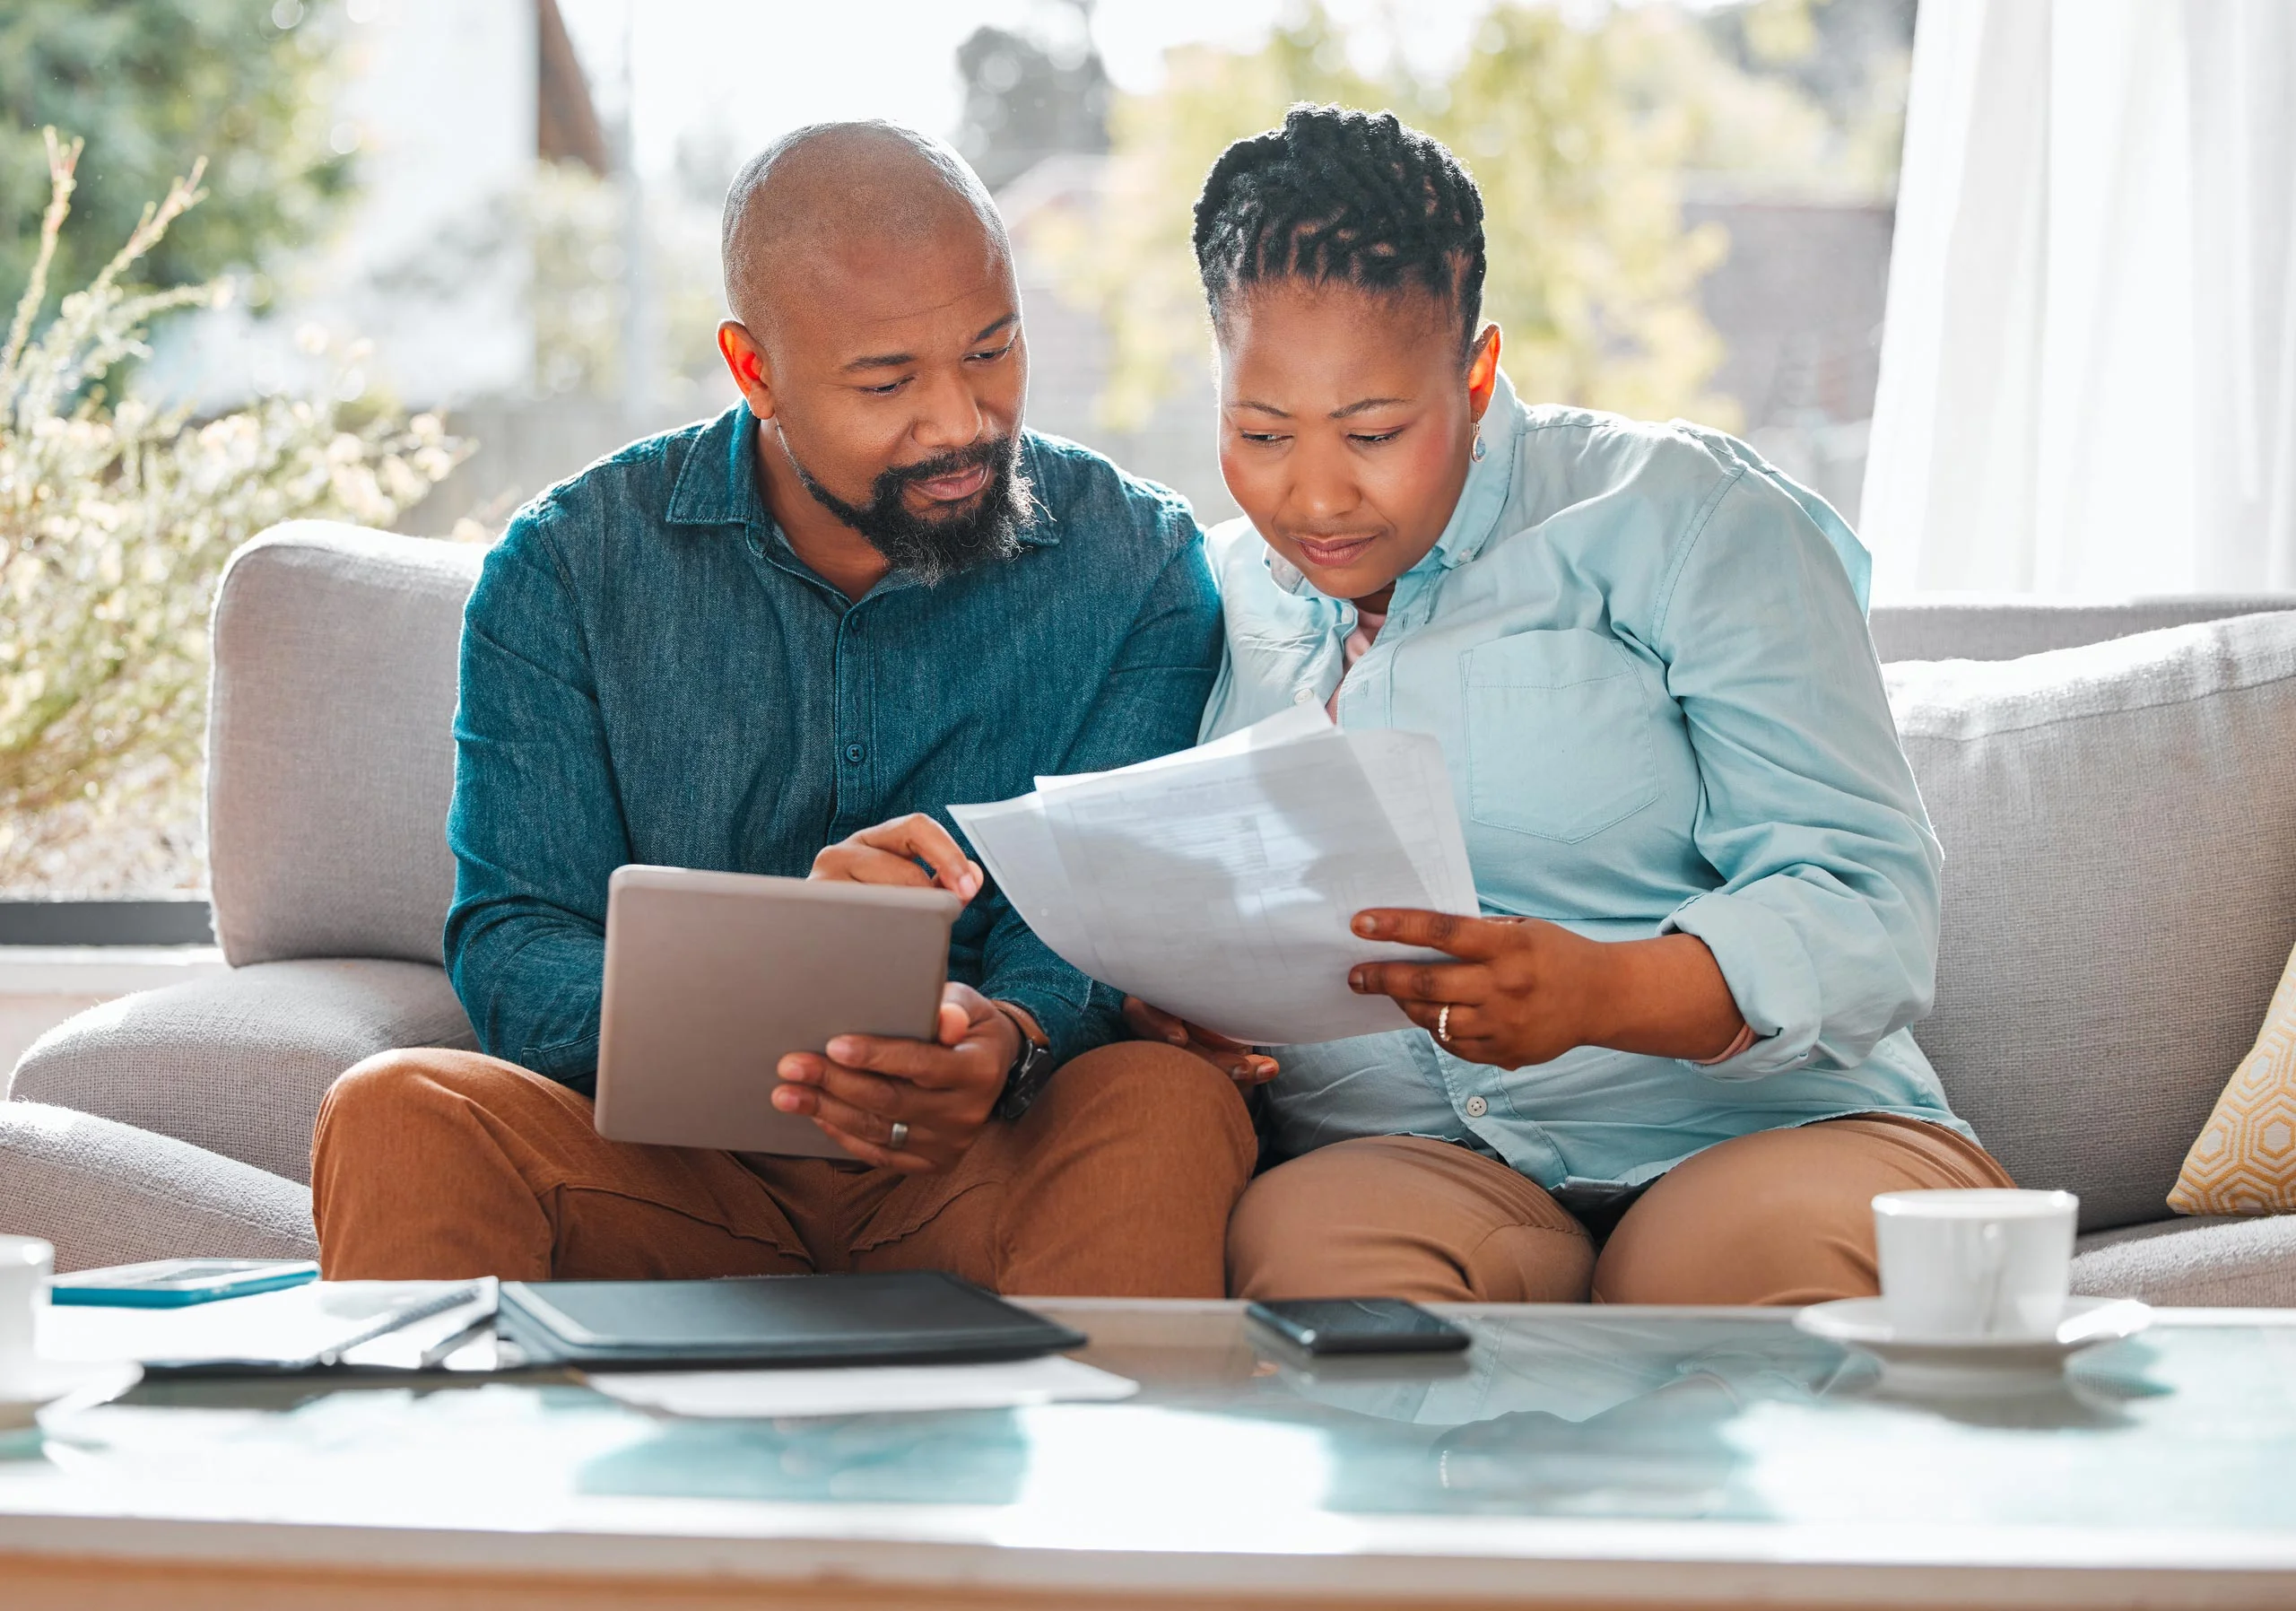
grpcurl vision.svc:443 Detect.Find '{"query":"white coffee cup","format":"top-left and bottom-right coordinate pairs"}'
top-left (0, 1235), bottom-right (55, 1396)
top-left (1873, 1189), bottom-right (2076, 1339)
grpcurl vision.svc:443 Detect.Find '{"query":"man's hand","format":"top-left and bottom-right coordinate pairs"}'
top-left (1121, 997), bottom-right (1277, 1087)
top-left (1346, 910), bottom-right (1745, 1069)
top-left (772, 981), bottom-right (1019, 1173)
top-left (811, 813), bottom-right (984, 901)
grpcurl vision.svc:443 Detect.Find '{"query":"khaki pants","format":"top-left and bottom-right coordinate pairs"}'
top-left (311, 1041), bottom-right (1256, 1297)
top-left (1227, 1117), bottom-right (2016, 1305)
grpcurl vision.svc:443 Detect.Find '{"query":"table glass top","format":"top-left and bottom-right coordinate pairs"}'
top-left (5, 1302), bottom-right (2296, 1564)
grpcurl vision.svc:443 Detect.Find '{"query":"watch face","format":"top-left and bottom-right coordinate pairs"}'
top-left (996, 1039), bottom-right (1055, 1119)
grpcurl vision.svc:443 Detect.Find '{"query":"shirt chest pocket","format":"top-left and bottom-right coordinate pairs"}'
top-left (1462, 629), bottom-right (1660, 843)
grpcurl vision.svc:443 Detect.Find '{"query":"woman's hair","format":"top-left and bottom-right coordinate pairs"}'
top-left (1191, 105), bottom-right (1487, 358)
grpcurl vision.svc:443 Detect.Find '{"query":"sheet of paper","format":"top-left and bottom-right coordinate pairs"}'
top-left (584, 1354), bottom-right (1139, 1419)
top-left (950, 791), bottom-right (1105, 979)
top-left (956, 711), bottom-right (1479, 1046)
top-left (333, 1280), bottom-right (500, 1371)
top-left (38, 1281), bottom-right (483, 1371)
top-left (1031, 701), bottom-right (1333, 796)
top-left (1350, 726), bottom-right (1480, 909)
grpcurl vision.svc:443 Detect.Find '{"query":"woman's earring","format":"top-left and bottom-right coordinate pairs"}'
top-left (1471, 431), bottom-right (1487, 464)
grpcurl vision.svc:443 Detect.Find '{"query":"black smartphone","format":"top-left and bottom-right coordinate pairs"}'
top-left (1246, 1297), bottom-right (1471, 1355)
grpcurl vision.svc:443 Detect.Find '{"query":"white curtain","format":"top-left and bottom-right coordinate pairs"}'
top-left (1863, 0), bottom-right (2296, 597)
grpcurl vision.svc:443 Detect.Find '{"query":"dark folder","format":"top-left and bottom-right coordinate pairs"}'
top-left (496, 1269), bottom-right (1087, 1370)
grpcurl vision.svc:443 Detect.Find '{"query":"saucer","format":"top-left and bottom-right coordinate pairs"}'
top-left (1794, 1295), bottom-right (2153, 1395)
top-left (0, 1358), bottom-right (144, 1432)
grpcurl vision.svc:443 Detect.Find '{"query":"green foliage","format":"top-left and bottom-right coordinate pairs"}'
top-left (0, 134), bottom-right (466, 893)
top-left (529, 161), bottom-right (628, 399)
top-left (0, 0), bottom-right (351, 315)
top-left (1048, 1), bottom-right (1867, 433)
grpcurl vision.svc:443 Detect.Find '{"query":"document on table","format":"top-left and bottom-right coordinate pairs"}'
top-left (38, 1279), bottom-right (496, 1374)
top-left (951, 707), bottom-right (1478, 1045)
top-left (586, 1354), bottom-right (1139, 1419)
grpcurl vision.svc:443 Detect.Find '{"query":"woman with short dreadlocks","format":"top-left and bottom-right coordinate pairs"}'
top-left (1126, 107), bottom-right (2012, 1305)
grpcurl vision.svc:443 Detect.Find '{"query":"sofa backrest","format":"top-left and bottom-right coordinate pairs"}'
top-left (1888, 612), bottom-right (2296, 1229)
top-left (1868, 596), bottom-right (2296, 663)
top-left (202, 526), bottom-right (2296, 1227)
top-left (206, 523), bottom-right (483, 968)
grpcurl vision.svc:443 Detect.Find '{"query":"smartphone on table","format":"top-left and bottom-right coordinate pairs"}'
top-left (48, 1258), bottom-right (318, 1308)
top-left (1246, 1297), bottom-right (1472, 1355)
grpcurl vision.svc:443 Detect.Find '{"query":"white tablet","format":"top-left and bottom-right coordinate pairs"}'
top-left (595, 866), bottom-right (960, 1156)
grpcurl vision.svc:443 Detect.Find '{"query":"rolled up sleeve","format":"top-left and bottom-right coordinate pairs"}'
top-left (443, 506), bottom-right (630, 1092)
top-left (1650, 471), bottom-right (1942, 1080)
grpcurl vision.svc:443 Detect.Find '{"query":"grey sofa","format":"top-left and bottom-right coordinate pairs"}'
top-left (7, 522), bottom-right (2296, 1303)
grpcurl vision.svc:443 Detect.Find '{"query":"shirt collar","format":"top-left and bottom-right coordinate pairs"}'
top-left (1264, 366), bottom-right (1521, 597)
top-left (665, 404), bottom-right (772, 528)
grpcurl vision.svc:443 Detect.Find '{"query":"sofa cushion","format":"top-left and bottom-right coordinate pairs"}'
top-left (207, 522), bottom-right (482, 968)
top-left (1886, 612), bottom-right (2296, 1231)
top-left (2170, 931), bottom-right (2296, 1215)
top-left (5, 959), bottom-right (473, 1185)
top-left (2073, 1215), bottom-right (2296, 1307)
top-left (0, 1102), bottom-right (315, 1272)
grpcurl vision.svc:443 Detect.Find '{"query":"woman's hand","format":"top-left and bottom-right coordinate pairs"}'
top-left (1346, 910), bottom-right (1746, 1070)
top-left (1122, 997), bottom-right (1279, 1087)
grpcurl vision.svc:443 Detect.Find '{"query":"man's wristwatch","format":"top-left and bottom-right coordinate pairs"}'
top-left (991, 1005), bottom-right (1057, 1120)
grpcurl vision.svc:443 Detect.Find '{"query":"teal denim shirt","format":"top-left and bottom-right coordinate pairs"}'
top-left (445, 405), bottom-right (1222, 1094)
top-left (1202, 371), bottom-right (1971, 1200)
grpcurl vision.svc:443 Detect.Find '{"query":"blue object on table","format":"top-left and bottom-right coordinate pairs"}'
top-left (49, 1258), bottom-right (320, 1308)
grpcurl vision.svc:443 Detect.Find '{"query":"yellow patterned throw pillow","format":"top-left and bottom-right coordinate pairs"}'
top-left (2171, 938), bottom-right (2296, 1215)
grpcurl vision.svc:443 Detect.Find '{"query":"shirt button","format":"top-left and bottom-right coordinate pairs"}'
top-left (1464, 1095), bottom-right (1488, 1119)
top-left (1292, 687), bottom-right (1317, 705)
top-left (843, 742), bottom-right (865, 765)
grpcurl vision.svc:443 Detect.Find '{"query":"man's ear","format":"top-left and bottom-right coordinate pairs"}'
top-left (717, 320), bottom-right (777, 421)
top-left (1465, 323), bottom-right (1502, 422)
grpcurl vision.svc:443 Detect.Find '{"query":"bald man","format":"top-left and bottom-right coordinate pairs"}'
top-left (310, 124), bottom-right (1253, 1293)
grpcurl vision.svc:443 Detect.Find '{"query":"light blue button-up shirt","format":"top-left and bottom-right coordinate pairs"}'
top-left (1201, 370), bottom-right (1972, 1205)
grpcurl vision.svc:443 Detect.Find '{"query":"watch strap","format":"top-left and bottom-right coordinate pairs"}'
top-left (990, 1005), bottom-right (1057, 1120)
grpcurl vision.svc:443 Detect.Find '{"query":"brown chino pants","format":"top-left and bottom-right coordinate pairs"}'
top-left (311, 1041), bottom-right (1256, 1296)
top-left (1227, 1116), bottom-right (2016, 1306)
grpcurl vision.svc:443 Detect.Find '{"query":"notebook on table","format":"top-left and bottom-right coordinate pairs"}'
top-left (496, 1270), bottom-right (1087, 1370)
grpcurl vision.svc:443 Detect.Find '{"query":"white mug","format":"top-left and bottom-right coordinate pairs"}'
top-left (0, 1235), bottom-right (54, 1395)
top-left (1873, 1189), bottom-right (2076, 1339)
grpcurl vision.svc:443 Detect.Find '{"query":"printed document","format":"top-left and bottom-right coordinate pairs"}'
top-left (952, 708), bottom-right (1477, 1045)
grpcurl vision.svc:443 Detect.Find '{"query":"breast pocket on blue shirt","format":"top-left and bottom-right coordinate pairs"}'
top-left (1462, 629), bottom-right (1659, 843)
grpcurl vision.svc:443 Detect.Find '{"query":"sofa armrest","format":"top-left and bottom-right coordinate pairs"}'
top-left (0, 1102), bottom-right (315, 1272)
top-left (6, 959), bottom-right (473, 1185)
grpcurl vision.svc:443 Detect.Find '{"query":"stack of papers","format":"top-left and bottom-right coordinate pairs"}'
top-left (952, 707), bottom-right (1478, 1045)
top-left (38, 1280), bottom-right (495, 1373)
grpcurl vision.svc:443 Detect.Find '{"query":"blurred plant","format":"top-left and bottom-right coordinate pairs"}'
top-left (524, 158), bottom-right (732, 415)
top-left (0, 0), bottom-right (352, 320)
top-left (1711, 0), bottom-right (1915, 195)
top-left (956, 3), bottom-right (1112, 192)
top-left (1048, 0), bottom-right (1871, 433)
top-left (529, 160), bottom-right (628, 398)
top-left (0, 131), bottom-right (467, 893)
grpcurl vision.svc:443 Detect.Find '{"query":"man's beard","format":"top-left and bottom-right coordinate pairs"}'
top-left (788, 434), bottom-right (1031, 587)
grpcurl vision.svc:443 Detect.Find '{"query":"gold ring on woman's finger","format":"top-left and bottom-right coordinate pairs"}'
top-left (1437, 1004), bottom-right (1453, 1047)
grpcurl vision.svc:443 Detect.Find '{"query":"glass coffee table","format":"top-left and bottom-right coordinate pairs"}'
top-left (2, 1298), bottom-right (2292, 1608)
